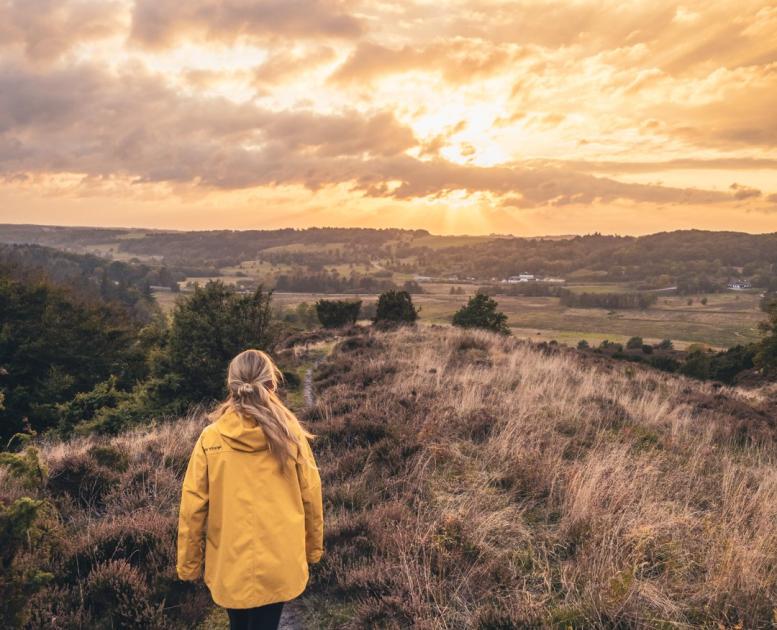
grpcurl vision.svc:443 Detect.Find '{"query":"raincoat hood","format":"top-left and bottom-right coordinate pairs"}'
top-left (215, 408), bottom-right (268, 452)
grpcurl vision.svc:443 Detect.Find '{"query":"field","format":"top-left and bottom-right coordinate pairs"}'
top-left (182, 282), bottom-right (765, 350)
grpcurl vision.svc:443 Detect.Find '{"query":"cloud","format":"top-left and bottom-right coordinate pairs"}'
top-left (129, 0), bottom-right (363, 49)
top-left (0, 62), bottom-right (415, 179)
top-left (329, 39), bottom-right (519, 85)
top-left (0, 0), bottom-right (124, 62)
top-left (730, 183), bottom-right (761, 200)
top-left (0, 60), bottom-right (761, 211)
top-left (253, 45), bottom-right (336, 88)
top-left (1, 0), bottom-right (775, 234)
top-left (542, 158), bottom-right (777, 174)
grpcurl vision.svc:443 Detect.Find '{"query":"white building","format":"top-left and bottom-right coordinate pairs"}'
top-left (728, 280), bottom-right (752, 290)
top-left (504, 273), bottom-right (535, 283)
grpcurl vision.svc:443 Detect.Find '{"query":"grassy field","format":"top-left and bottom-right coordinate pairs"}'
top-left (244, 284), bottom-right (766, 349)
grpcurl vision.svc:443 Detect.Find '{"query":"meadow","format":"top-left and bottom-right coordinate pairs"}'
top-left (158, 281), bottom-right (765, 349)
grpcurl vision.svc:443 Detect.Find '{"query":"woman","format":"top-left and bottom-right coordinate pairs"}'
top-left (177, 349), bottom-right (324, 630)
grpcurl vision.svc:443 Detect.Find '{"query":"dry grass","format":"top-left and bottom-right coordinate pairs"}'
top-left (4, 325), bottom-right (775, 628)
top-left (303, 326), bottom-right (777, 629)
top-left (2, 411), bottom-right (213, 629)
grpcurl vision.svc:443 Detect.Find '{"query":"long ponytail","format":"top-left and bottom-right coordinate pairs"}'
top-left (210, 349), bottom-right (313, 470)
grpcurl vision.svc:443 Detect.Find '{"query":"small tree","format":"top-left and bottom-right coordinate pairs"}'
top-left (626, 336), bottom-right (643, 350)
top-left (402, 280), bottom-right (424, 294)
top-left (374, 290), bottom-right (418, 324)
top-left (149, 282), bottom-right (275, 412)
top-left (452, 293), bottom-right (510, 335)
top-left (315, 299), bottom-right (362, 328)
top-left (657, 339), bottom-right (674, 350)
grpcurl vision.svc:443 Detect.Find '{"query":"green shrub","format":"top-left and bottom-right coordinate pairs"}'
top-left (315, 299), bottom-right (362, 328)
top-left (626, 336), bottom-right (643, 349)
top-left (0, 446), bottom-right (47, 489)
top-left (374, 290), bottom-right (418, 324)
top-left (0, 498), bottom-right (54, 627)
top-left (452, 293), bottom-right (510, 335)
top-left (56, 377), bottom-right (130, 436)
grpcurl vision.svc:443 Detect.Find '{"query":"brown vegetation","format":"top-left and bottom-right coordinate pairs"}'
top-left (301, 326), bottom-right (777, 628)
top-left (1, 413), bottom-right (213, 628)
top-left (3, 325), bottom-right (776, 628)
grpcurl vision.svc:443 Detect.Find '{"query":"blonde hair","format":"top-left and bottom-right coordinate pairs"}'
top-left (210, 349), bottom-right (312, 469)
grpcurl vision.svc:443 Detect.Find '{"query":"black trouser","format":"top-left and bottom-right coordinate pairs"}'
top-left (227, 602), bottom-right (285, 630)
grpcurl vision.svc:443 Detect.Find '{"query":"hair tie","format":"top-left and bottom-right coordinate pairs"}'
top-left (237, 382), bottom-right (254, 396)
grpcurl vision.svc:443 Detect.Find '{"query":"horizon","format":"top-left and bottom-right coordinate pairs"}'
top-left (2, 221), bottom-right (777, 240)
top-left (1, 1), bottom-right (776, 235)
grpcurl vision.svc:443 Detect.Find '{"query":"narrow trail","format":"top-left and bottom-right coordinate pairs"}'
top-left (280, 346), bottom-right (332, 630)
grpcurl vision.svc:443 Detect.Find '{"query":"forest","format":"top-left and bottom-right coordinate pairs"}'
top-left (3, 225), bottom-right (776, 291)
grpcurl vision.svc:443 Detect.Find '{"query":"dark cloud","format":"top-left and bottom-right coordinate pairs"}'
top-left (129, 0), bottom-right (363, 48)
top-left (0, 40), bottom-right (766, 211)
top-left (0, 63), bottom-right (415, 182)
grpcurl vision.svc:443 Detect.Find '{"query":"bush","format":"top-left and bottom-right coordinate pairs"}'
top-left (641, 344), bottom-right (653, 354)
top-left (56, 377), bottom-right (131, 437)
top-left (315, 299), bottom-right (362, 328)
top-left (577, 340), bottom-right (590, 350)
top-left (374, 291), bottom-right (418, 324)
top-left (0, 498), bottom-right (53, 627)
top-left (656, 339), bottom-right (674, 350)
top-left (84, 559), bottom-right (163, 628)
top-left (598, 339), bottom-right (624, 353)
top-left (452, 293), bottom-right (510, 335)
top-left (626, 336), bottom-right (643, 350)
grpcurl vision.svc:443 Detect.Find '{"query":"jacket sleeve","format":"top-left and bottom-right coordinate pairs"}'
top-left (296, 434), bottom-right (324, 563)
top-left (177, 432), bottom-right (209, 580)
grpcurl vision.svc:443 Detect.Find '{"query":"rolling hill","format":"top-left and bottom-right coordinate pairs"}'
top-left (4, 325), bottom-right (776, 628)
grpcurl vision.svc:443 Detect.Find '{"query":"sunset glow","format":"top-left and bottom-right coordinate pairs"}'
top-left (1, 0), bottom-right (776, 234)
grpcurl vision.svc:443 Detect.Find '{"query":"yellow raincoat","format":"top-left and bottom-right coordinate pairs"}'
top-left (176, 409), bottom-right (324, 609)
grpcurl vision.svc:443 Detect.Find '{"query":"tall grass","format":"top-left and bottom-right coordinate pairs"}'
top-left (304, 326), bottom-right (777, 628)
top-left (4, 325), bottom-right (775, 628)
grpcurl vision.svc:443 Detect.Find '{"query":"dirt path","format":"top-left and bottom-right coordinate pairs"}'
top-left (280, 351), bottom-right (332, 630)
top-left (303, 363), bottom-right (316, 408)
top-left (279, 599), bottom-right (305, 630)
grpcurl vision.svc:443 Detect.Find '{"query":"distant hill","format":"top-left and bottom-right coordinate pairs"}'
top-left (1, 224), bottom-right (776, 291)
top-left (0, 242), bottom-right (166, 323)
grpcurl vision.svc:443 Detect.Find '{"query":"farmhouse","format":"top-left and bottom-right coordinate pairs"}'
top-left (504, 273), bottom-right (535, 283)
top-left (727, 280), bottom-right (752, 290)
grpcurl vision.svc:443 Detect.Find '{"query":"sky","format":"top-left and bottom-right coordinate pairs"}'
top-left (0, 0), bottom-right (776, 236)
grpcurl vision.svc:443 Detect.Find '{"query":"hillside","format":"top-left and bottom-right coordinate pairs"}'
top-left (3, 325), bottom-right (775, 628)
top-left (302, 326), bottom-right (777, 628)
top-left (2, 224), bottom-right (776, 289)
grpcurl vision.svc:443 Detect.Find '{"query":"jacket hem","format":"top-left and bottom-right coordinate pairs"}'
top-left (209, 581), bottom-right (308, 610)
